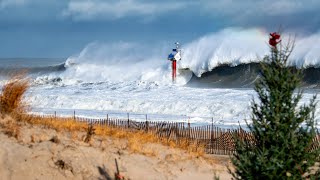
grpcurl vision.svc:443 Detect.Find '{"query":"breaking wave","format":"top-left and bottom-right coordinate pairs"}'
top-left (180, 28), bottom-right (320, 77)
top-left (3, 28), bottom-right (320, 88)
top-left (188, 62), bottom-right (320, 88)
top-left (59, 28), bottom-right (320, 86)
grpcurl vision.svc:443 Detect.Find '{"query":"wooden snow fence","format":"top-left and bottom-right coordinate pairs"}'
top-left (33, 114), bottom-right (320, 156)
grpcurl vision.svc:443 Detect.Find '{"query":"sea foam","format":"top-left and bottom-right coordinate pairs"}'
top-left (60, 28), bottom-right (320, 85)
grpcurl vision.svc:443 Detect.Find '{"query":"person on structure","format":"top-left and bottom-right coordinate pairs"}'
top-left (269, 32), bottom-right (281, 47)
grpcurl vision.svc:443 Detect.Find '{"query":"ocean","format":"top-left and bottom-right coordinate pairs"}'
top-left (0, 28), bottom-right (319, 128)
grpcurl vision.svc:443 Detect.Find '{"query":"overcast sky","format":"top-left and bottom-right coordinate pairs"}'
top-left (0, 0), bottom-right (319, 58)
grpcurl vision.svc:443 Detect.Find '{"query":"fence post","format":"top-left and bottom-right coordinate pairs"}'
top-left (73, 110), bottom-right (75, 120)
top-left (127, 113), bottom-right (129, 120)
top-left (146, 121), bottom-right (149, 132)
top-left (127, 119), bottom-right (130, 129)
top-left (106, 114), bottom-right (109, 127)
top-left (188, 119), bottom-right (191, 139)
top-left (182, 122), bottom-right (185, 138)
top-left (211, 117), bottom-right (214, 154)
top-left (176, 122), bottom-right (180, 145)
top-left (145, 114), bottom-right (148, 121)
top-left (54, 111), bottom-right (56, 119)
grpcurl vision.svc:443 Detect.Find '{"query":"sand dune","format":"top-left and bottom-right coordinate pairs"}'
top-left (0, 116), bottom-right (232, 180)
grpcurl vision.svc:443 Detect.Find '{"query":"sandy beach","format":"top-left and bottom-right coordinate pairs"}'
top-left (0, 115), bottom-right (232, 180)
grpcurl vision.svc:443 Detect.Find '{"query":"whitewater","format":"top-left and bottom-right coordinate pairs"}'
top-left (1, 28), bottom-right (320, 128)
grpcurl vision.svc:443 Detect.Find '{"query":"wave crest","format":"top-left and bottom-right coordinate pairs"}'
top-left (181, 28), bottom-right (320, 77)
top-left (59, 28), bottom-right (320, 85)
top-left (62, 42), bottom-right (192, 85)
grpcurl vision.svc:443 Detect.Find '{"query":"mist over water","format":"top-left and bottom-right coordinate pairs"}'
top-left (62, 41), bottom-right (192, 85)
top-left (59, 28), bottom-right (320, 85)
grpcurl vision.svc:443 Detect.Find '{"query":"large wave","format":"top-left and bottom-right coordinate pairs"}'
top-left (180, 28), bottom-right (268, 77)
top-left (180, 28), bottom-right (320, 77)
top-left (188, 62), bottom-right (320, 88)
top-left (33, 28), bottom-right (320, 86)
top-left (62, 42), bottom-right (192, 85)
top-left (20, 28), bottom-right (320, 126)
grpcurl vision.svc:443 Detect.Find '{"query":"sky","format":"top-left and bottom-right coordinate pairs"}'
top-left (0, 0), bottom-right (319, 58)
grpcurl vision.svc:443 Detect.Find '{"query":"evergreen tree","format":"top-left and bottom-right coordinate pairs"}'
top-left (230, 36), bottom-right (320, 179)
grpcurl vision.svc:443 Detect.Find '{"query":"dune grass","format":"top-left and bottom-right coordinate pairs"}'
top-left (20, 114), bottom-right (205, 156)
top-left (0, 75), bottom-right (29, 115)
top-left (0, 75), bottom-right (205, 156)
top-left (0, 115), bottom-right (21, 139)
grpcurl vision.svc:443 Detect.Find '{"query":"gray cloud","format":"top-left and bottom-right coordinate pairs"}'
top-left (198, 0), bottom-right (320, 31)
top-left (1, 0), bottom-right (319, 32)
top-left (62, 0), bottom-right (188, 21)
top-left (199, 0), bottom-right (319, 16)
top-left (1, 0), bottom-right (319, 57)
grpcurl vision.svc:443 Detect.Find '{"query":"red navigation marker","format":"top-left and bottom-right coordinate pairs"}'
top-left (167, 42), bottom-right (181, 83)
top-left (172, 59), bottom-right (176, 82)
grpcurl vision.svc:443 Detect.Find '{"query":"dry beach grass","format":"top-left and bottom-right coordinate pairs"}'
top-left (0, 115), bottom-right (232, 179)
top-left (0, 74), bottom-right (29, 114)
top-left (0, 75), bottom-right (232, 179)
